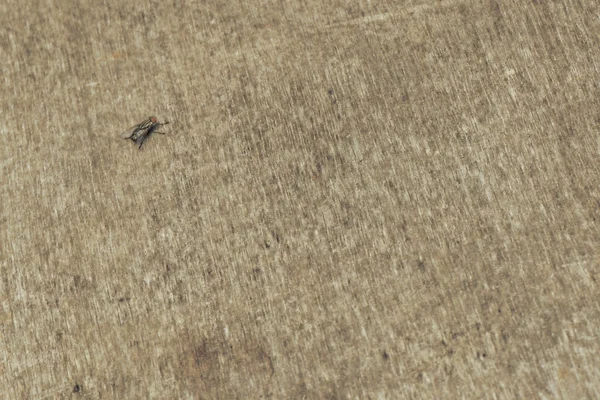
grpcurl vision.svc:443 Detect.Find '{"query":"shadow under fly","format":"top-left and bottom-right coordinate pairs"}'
top-left (121, 116), bottom-right (169, 149)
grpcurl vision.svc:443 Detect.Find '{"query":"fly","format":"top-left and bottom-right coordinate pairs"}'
top-left (121, 116), bottom-right (169, 149)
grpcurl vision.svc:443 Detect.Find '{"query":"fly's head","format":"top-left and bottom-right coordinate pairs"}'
top-left (150, 116), bottom-right (158, 124)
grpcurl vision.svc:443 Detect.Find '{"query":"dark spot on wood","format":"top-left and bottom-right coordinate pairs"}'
top-left (382, 350), bottom-right (389, 360)
top-left (193, 342), bottom-right (210, 367)
top-left (327, 88), bottom-right (338, 105)
top-left (259, 348), bottom-right (276, 376)
top-left (73, 383), bottom-right (81, 393)
top-left (251, 267), bottom-right (262, 282)
top-left (451, 331), bottom-right (463, 340)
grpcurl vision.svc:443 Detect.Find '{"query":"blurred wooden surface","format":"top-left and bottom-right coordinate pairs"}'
top-left (1, 0), bottom-right (600, 398)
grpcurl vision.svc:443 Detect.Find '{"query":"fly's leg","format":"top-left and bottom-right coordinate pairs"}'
top-left (138, 135), bottom-right (149, 149)
top-left (154, 122), bottom-right (169, 135)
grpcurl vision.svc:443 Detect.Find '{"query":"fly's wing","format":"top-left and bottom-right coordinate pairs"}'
top-left (120, 124), bottom-right (141, 139)
top-left (120, 118), bottom-right (153, 139)
top-left (135, 130), bottom-right (150, 148)
top-left (136, 124), bottom-right (162, 148)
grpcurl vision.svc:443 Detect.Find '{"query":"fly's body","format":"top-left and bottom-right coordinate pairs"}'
top-left (121, 116), bottom-right (169, 149)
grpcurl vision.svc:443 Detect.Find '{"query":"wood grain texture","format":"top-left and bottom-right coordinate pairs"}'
top-left (1, 0), bottom-right (600, 398)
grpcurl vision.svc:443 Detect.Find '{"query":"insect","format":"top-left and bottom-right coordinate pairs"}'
top-left (121, 116), bottom-right (169, 149)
